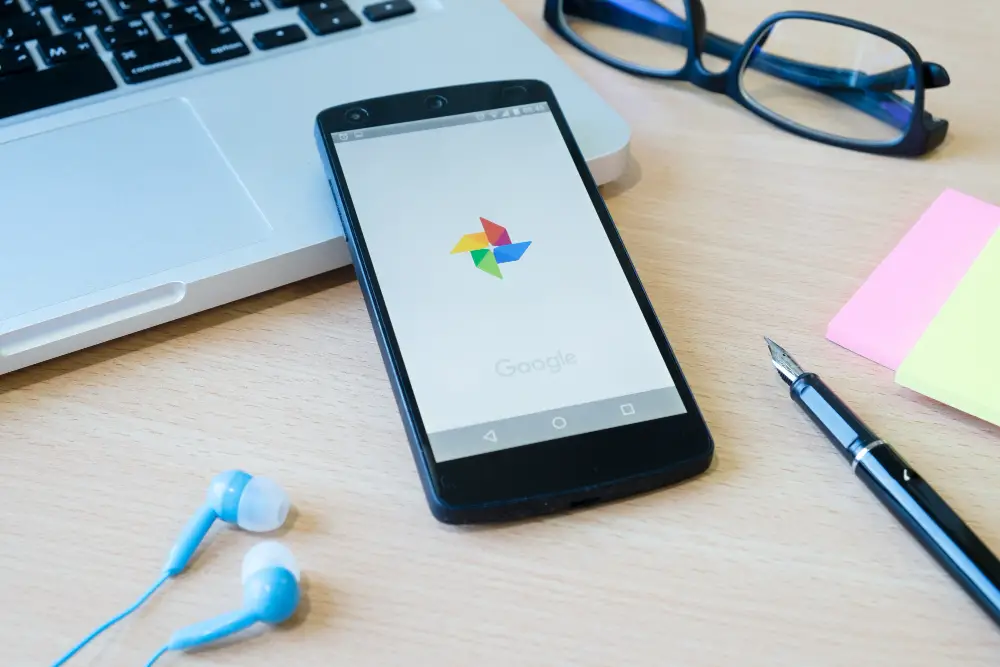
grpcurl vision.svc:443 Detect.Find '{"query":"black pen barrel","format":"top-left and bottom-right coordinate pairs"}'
top-left (854, 444), bottom-right (1000, 627)
top-left (791, 371), bottom-right (1000, 628)
top-left (790, 373), bottom-right (879, 462)
top-left (769, 341), bottom-right (1000, 628)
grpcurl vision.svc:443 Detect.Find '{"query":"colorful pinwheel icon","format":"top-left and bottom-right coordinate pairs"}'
top-left (450, 217), bottom-right (531, 279)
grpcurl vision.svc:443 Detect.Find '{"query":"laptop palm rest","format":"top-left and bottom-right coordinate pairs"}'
top-left (0, 98), bottom-right (271, 349)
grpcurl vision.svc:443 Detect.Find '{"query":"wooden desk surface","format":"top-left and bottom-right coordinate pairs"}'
top-left (3, 1), bottom-right (999, 664)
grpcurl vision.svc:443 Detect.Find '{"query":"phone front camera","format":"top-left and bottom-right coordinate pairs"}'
top-left (425, 95), bottom-right (448, 111)
top-left (502, 85), bottom-right (528, 103)
top-left (345, 107), bottom-right (369, 123)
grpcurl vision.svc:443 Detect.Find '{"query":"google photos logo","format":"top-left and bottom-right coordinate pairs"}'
top-left (450, 217), bottom-right (531, 279)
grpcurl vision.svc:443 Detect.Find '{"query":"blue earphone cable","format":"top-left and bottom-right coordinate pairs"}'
top-left (144, 645), bottom-right (170, 667)
top-left (51, 573), bottom-right (170, 667)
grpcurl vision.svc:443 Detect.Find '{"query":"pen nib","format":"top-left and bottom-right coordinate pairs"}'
top-left (765, 337), bottom-right (805, 386)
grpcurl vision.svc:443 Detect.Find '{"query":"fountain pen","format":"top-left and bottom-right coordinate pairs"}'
top-left (765, 338), bottom-right (1000, 628)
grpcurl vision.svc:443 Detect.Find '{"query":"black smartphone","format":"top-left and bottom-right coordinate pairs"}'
top-left (315, 80), bottom-right (713, 524)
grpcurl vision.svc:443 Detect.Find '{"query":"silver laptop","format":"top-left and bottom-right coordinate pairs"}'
top-left (0, 0), bottom-right (630, 376)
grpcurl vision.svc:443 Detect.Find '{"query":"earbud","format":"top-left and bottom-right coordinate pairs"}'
top-left (53, 472), bottom-right (297, 667)
top-left (163, 470), bottom-right (291, 577)
top-left (165, 541), bottom-right (301, 652)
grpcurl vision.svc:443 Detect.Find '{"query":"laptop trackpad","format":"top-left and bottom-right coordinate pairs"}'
top-left (1, 98), bottom-right (271, 322)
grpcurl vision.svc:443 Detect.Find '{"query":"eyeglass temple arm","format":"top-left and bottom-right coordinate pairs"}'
top-left (859, 62), bottom-right (950, 92)
top-left (743, 46), bottom-right (950, 95)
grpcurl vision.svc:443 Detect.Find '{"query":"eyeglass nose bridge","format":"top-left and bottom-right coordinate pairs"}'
top-left (685, 65), bottom-right (729, 94)
top-left (684, 0), bottom-right (726, 92)
top-left (681, 0), bottom-right (741, 95)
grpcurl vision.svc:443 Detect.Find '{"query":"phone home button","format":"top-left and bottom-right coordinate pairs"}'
top-left (552, 416), bottom-right (567, 430)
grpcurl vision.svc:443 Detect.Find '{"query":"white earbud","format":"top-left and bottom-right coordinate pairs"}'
top-left (242, 540), bottom-right (301, 584)
top-left (228, 475), bottom-right (291, 533)
top-left (164, 470), bottom-right (291, 576)
top-left (165, 541), bottom-right (302, 653)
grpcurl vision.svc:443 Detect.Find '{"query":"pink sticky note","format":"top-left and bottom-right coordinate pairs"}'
top-left (827, 189), bottom-right (1000, 369)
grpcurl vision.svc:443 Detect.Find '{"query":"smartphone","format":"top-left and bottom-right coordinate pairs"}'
top-left (315, 80), bottom-right (713, 524)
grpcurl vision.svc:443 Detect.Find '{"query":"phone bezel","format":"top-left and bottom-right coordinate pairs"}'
top-left (316, 80), bottom-right (713, 522)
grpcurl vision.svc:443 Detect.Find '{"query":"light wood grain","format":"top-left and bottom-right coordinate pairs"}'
top-left (3, 1), bottom-right (1000, 665)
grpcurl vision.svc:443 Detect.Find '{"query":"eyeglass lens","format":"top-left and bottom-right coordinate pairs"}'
top-left (740, 19), bottom-right (916, 144)
top-left (560, 0), bottom-right (689, 74)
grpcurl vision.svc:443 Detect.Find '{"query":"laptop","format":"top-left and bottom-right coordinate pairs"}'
top-left (0, 0), bottom-right (630, 376)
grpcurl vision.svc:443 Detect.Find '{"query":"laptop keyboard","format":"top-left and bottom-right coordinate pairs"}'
top-left (0, 0), bottom-right (417, 121)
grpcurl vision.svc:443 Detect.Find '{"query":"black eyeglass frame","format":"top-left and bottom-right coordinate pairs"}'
top-left (544, 0), bottom-right (950, 156)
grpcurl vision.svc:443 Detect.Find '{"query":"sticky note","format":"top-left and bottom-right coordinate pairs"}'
top-left (827, 189), bottom-right (1000, 369)
top-left (896, 232), bottom-right (1000, 427)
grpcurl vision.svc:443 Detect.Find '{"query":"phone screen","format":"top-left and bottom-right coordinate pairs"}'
top-left (333, 102), bottom-right (687, 462)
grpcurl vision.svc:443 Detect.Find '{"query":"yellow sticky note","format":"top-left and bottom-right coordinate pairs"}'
top-left (896, 232), bottom-right (1000, 426)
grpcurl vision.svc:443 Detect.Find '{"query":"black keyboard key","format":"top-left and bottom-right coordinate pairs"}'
top-left (97, 17), bottom-right (152, 49)
top-left (0, 0), bottom-right (22, 19)
top-left (209, 0), bottom-right (263, 20)
top-left (296, 0), bottom-right (343, 14)
top-left (271, 0), bottom-right (328, 9)
top-left (185, 24), bottom-right (247, 64)
top-left (0, 11), bottom-right (48, 45)
top-left (252, 23), bottom-right (304, 50)
top-left (154, 4), bottom-right (208, 35)
top-left (0, 42), bottom-right (33, 76)
top-left (299, 3), bottom-right (358, 36)
top-left (113, 37), bottom-right (190, 83)
top-left (111, 0), bottom-right (162, 16)
top-left (0, 56), bottom-right (115, 120)
top-left (362, 0), bottom-right (412, 22)
top-left (37, 29), bottom-right (94, 64)
top-left (52, 0), bottom-right (109, 29)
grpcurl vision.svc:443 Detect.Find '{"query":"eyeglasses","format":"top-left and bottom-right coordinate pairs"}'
top-left (544, 0), bottom-right (951, 156)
